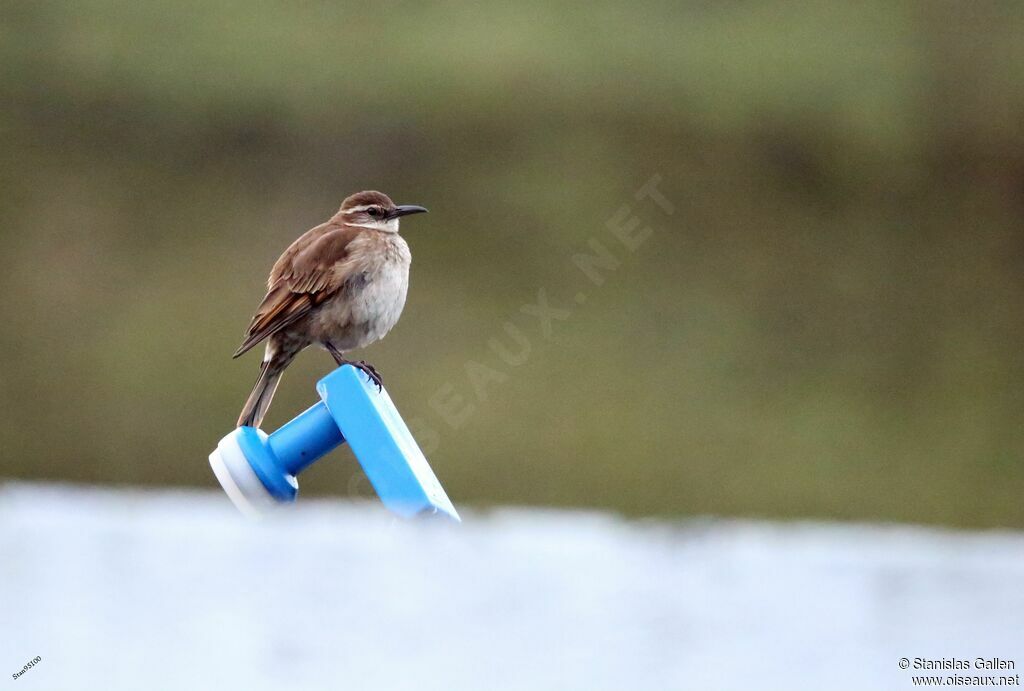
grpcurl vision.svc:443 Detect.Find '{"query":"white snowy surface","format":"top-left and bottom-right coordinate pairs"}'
top-left (0, 482), bottom-right (1021, 691)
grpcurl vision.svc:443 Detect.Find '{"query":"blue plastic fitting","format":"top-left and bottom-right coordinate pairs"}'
top-left (209, 365), bottom-right (460, 522)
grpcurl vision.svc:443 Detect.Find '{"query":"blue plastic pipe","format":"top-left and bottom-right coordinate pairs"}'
top-left (268, 402), bottom-right (344, 477)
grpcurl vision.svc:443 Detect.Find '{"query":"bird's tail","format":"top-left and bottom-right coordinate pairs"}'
top-left (237, 356), bottom-right (287, 429)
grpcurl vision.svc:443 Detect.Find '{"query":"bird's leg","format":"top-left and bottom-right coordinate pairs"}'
top-left (325, 344), bottom-right (384, 390)
top-left (325, 343), bottom-right (347, 366)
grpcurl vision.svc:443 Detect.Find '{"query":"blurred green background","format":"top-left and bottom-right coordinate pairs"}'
top-left (1, 0), bottom-right (1022, 528)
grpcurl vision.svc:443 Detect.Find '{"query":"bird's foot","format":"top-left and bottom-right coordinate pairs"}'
top-left (350, 360), bottom-right (383, 391)
top-left (326, 345), bottom-right (384, 390)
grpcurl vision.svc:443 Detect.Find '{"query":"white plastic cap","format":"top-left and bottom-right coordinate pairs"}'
top-left (208, 429), bottom-right (279, 517)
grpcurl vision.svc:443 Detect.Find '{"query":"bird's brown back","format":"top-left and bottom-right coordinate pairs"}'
top-left (233, 221), bottom-right (362, 358)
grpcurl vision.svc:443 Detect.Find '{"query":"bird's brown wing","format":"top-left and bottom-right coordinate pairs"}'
top-left (233, 225), bottom-right (362, 358)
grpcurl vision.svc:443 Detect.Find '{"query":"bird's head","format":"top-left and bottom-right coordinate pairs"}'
top-left (337, 190), bottom-right (428, 233)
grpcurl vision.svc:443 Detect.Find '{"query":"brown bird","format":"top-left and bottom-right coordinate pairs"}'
top-left (233, 190), bottom-right (428, 428)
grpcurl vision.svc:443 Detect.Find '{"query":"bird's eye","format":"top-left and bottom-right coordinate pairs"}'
top-left (368, 207), bottom-right (381, 218)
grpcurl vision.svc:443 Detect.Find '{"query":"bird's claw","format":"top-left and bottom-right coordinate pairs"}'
top-left (353, 360), bottom-right (383, 391)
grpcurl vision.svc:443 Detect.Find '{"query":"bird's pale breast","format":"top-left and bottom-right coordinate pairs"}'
top-left (310, 231), bottom-right (411, 351)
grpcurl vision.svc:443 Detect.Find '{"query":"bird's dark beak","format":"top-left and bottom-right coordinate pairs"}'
top-left (387, 204), bottom-right (428, 220)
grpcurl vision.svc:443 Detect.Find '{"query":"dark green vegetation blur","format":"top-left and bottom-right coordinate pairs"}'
top-left (2, 1), bottom-right (1022, 527)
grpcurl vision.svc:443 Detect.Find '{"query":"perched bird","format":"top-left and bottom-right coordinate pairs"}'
top-left (233, 190), bottom-right (428, 428)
